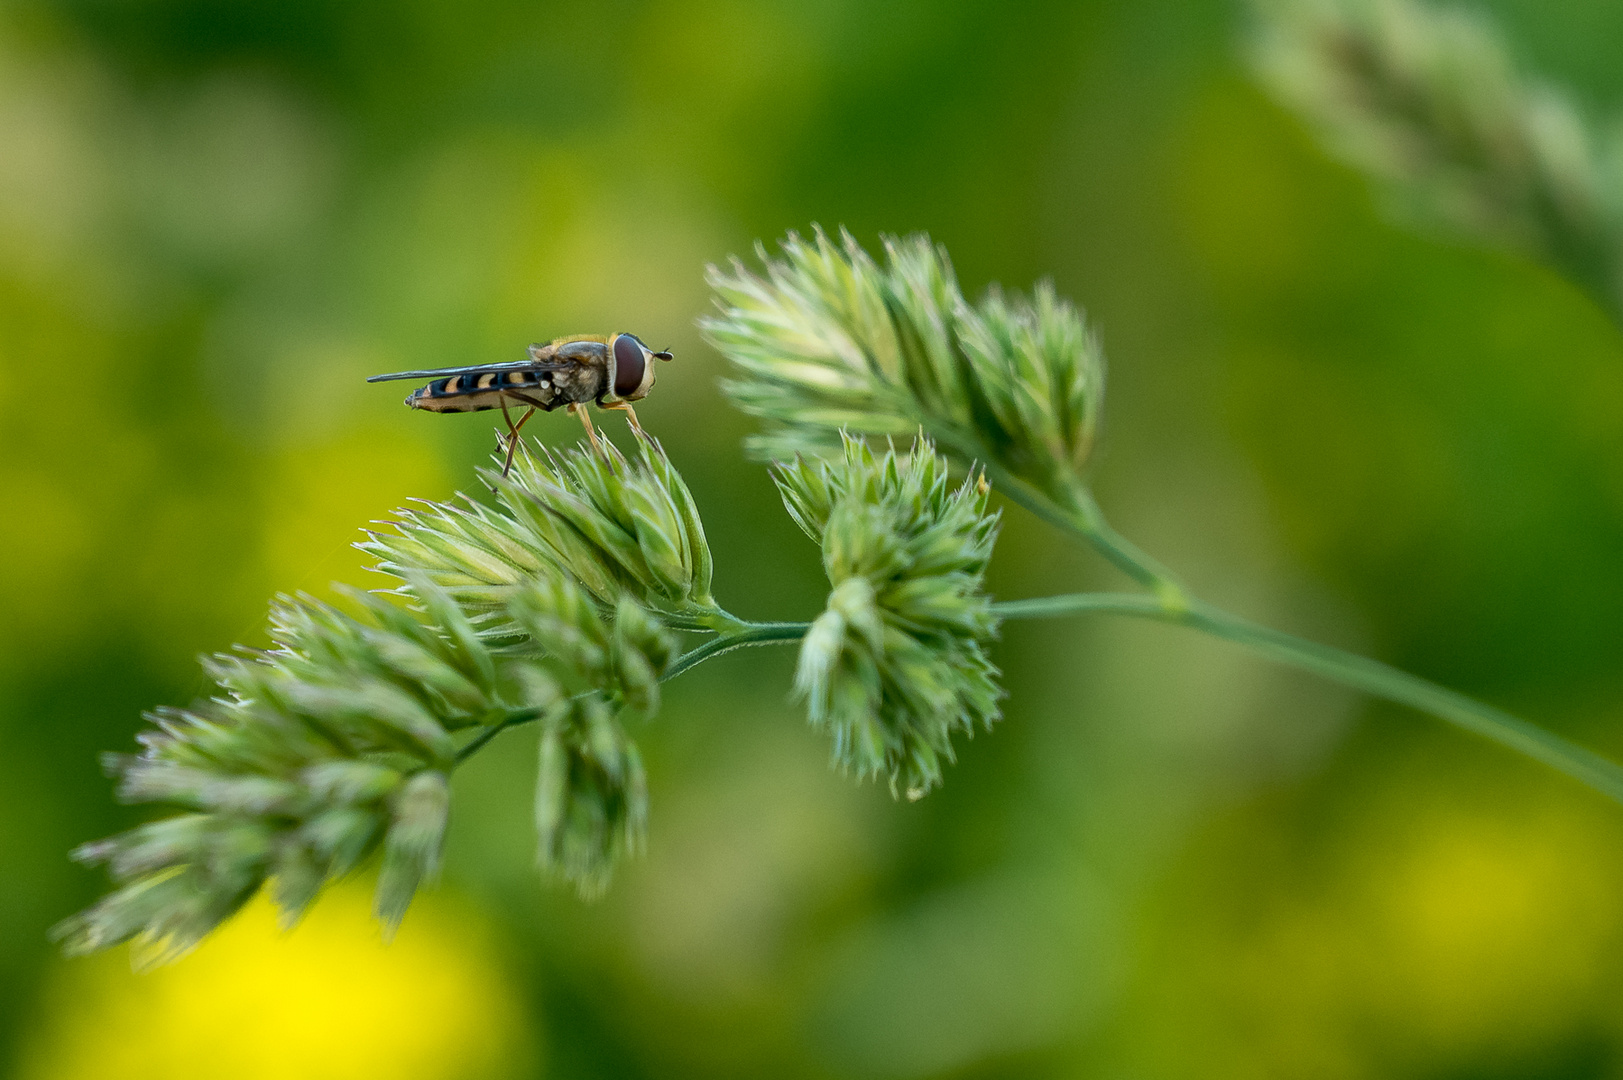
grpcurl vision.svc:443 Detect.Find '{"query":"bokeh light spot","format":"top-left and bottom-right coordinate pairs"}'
top-left (19, 883), bottom-right (534, 1080)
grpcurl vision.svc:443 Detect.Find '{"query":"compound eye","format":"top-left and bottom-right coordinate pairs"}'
top-left (613, 334), bottom-right (646, 397)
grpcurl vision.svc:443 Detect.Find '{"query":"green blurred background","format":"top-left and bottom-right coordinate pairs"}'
top-left (5, 0), bottom-right (1623, 1076)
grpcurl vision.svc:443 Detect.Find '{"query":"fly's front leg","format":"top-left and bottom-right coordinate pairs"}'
top-left (567, 402), bottom-right (604, 453)
top-left (601, 400), bottom-right (644, 435)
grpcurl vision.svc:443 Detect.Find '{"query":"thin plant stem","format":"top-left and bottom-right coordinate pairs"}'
top-left (1061, 484), bottom-right (1189, 609)
top-left (661, 621), bottom-right (811, 680)
top-left (1006, 594), bottom-right (1623, 805)
top-left (455, 707), bottom-right (541, 763)
top-left (455, 622), bottom-right (812, 763)
top-left (1000, 484), bottom-right (1623, 803)
top-left (455, 589), bottom-right (1623, 805)
top-left (934, 435), bottom-right (1186, 604)
top-left (451, 470), bottom-right (1623, 805)
top-left (995, 592), bottom-right (1623, 803)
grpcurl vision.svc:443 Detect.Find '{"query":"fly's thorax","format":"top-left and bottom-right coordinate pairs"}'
top-left (536, 336), bottom-right (609, 357)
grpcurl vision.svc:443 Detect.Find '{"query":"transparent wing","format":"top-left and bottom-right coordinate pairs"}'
top-left (366, 359), bottom-right (573, 383)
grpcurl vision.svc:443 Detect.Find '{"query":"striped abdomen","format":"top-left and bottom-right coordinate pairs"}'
top-left (406, 369), bottom-right (562, 413)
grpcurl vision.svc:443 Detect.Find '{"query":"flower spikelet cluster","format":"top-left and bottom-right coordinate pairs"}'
top-left (506, 576), bottom-right (676, 894)
top-left (53, 579), bottom-right (486, 964)
top-left (1251, 0), bottom-right (1622, 310)
top-left (704, 227), bottom-right (1105, 510)
top-left (775, 434), bottom-right (1002, 799)
top-left (360, 430), bottom-right (719, 631)
top-left (56, 557), bottom-right (677, 962)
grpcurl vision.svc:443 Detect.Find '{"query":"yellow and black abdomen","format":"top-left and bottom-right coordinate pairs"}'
top-left (406, 369), bottom-right (564, 413)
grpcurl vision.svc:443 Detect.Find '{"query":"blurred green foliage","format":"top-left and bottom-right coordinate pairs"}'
top-left (5, 0), bottom-right (1623, 1077)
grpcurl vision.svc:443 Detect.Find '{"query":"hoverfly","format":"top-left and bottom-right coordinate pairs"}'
top-left (367, 333), bottom-right (674, 475)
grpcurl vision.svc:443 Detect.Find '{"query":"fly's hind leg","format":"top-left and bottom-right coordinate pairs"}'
top-left (566, 402), bottom-right (604, 454)
top-left (498, 396), bottom-right (538, 478)
top-left (497, 396), bottom-right (516, 476)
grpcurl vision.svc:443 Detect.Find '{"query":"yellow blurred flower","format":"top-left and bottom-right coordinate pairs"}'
top-left (21, 882), bottom-right (534, 1080)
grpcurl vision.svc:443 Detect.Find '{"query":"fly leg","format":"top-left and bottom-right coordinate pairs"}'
top-left (567, 402), bottom-right (604, 454)
top-left (498, 396), bottom-right (538, 478)
top-left (600, 400), bottom-right (644, 436)
top-left (498, 396), bottom-right (517, 476)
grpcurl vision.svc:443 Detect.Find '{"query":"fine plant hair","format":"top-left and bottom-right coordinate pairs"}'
top-left (1248, 0), bottom-right (1623, 326)
top-left (59, 229), bottom-right (1623, 965)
